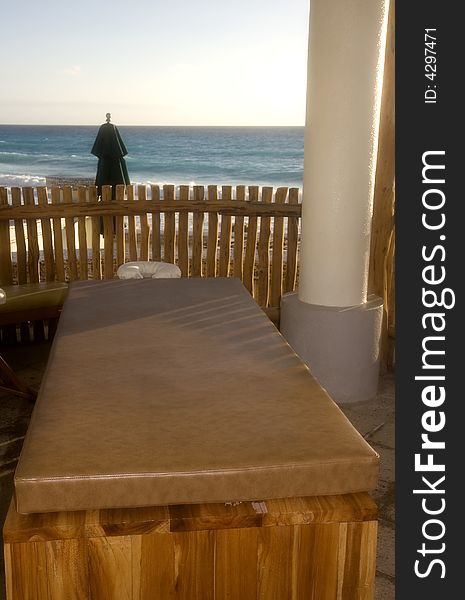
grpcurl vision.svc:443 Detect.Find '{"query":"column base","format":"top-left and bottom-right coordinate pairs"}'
top-left (280, 293), bottom-right (383, 404)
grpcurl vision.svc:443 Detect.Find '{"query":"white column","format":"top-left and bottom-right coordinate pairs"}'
top-left (299, 0), bottom-right (389, 307)
top-left (281, 0), bottom-right (389, 403)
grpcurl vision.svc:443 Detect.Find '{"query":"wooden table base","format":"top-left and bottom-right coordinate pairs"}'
top-left (3, 492), bottom-right (378, 599)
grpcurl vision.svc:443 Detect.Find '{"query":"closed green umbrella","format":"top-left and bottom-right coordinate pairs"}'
top-left (91, 113), bottom-right (130, 234)
top-left (91, 113), bottom-right (130, 198)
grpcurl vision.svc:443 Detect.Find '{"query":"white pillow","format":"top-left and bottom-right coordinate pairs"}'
top-left (117, 261), bottom-right (181, 280)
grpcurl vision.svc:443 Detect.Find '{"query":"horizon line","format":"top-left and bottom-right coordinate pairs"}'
top-left (0, 123), bottom-right (305, 128)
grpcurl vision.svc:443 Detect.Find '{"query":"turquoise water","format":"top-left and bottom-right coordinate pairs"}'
top-left (0, 125), bottom-right (304, 189)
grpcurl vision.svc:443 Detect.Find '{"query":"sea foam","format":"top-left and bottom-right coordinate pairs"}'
top-left (0, 173), bottom-right (46, 187)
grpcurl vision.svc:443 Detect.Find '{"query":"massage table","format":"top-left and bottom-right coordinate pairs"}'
top-left (3, 278), bottom-right (379, 599)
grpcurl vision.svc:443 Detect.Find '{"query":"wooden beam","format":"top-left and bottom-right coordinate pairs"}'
top-left (0, 197), bottom-right (302, 220)
top-left (369, 0), bottom-right (395, 371)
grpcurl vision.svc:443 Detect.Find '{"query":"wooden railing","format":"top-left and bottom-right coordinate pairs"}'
top-left (0, 181), bottom-right (397, 373)
top-left (0, 184), bottom-right (301, 319)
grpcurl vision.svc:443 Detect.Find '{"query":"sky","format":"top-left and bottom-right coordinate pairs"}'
top-left (0, 0), bottom-right (310, 126)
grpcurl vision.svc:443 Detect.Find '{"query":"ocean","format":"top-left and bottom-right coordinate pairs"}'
top-left (0, 125), bottom-right (304, 190)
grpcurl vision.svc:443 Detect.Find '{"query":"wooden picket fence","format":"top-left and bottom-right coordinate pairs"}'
top-left (0, 184), bottom-right (301, 323)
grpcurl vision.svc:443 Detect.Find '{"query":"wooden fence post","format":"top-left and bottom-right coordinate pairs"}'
top-left (0, 188), bottom-right (13, 286)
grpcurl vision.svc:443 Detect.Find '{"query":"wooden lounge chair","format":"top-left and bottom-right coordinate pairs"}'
top-left (0, 282), bottom-right (68, 400)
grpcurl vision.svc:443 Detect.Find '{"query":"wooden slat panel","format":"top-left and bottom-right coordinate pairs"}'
top-left (177, 186), bottom-right (189, 276)
top-left (5, 540), bottom-right (69, 599)
top-left (139, 185), bottom-right (150, 261)
top-left (219, 186), bottom-right (232, 277)
top-left (168, 502), bottom-right (262, 533)
top-left (142, 530), bottom-right (216, 599)
top-left (150, 185), bottom-right (161, 262)
top-left (37, 187), bottom-right (55, 282)
top-left (102, 185), bottom-right (114, 279)
top-left (62, 186), bottom-right (78, 281)
top-left (293, 523), bottom-right (340, 600)
top-left (115, 185), bottom-right (125, 268)
top-left (0, 187), bottom-right (13, 285)
top-left (206, 185), bottom-right (218, 277)
top-left (270, 187), bottom-right (288, 308)
top-left (172, 530), bottom-right (215, 599)
top-left (51, 188), bottom-right (65, 282)
top-left (77, 187), bottom-right (88, 280)
top-left (89, 506), bottom-right (169, 538)
top-left (3, 501), bottom-right (169, 544)
top-left (263, 494), bottom-right (377, 527)
top-left (48, 539), bottom-right (89, 600)
top-left (257, 525), bottom-right (293, 598)
top-left (285, 187), bottom-right (300, 293)
top-left (5, 539), bottom-right (88, 600)
top-left (140, 533), bottom-right (175, 598)
top-left (127, 185), bottom-right (138, 261)
top-left (243, 186), bottom-right (259, 295)
top-left (192, 186), bottom-right (204, 277)
top-left (88, 186), bottom-right (101, 280)
top-left (3, 508), bottom-right (87, 544)
top-left (215, 528), bottom-right (258, 600)
top-left (3, 544), bottom-right (14, 600)
top-left (233, 185), bottom-right (245, 280)
top-left (88, 535), bottom-right (139, 600)
top-left (11, 188), bottom-right (27, 284)
top-left (163, 185), bottom-right (176, 264)
top-left (339, 521), bottom-right (377, 600)
top-left (256, 186), bottom-right (273, 307)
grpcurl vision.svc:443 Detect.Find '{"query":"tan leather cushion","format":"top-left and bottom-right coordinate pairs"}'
top-left (15, 278), bottom-right (378, 513)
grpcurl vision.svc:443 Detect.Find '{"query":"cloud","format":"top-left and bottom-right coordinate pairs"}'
top-left (62, 65), bottom-right (82, 76)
